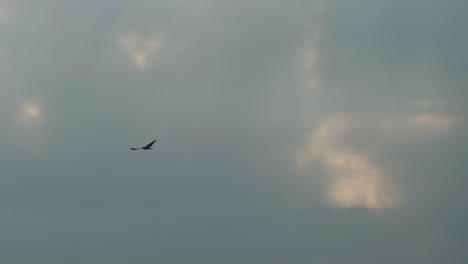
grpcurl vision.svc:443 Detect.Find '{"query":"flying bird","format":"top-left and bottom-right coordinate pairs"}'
top-left (131, 139), bottom-right (157, 150)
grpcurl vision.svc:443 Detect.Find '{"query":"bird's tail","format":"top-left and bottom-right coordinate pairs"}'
top-left (130, 148), bottom-right (139, 150)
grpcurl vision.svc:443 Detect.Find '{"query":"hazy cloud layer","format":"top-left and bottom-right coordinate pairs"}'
top-left (0, 0), bottom-right (467, 263)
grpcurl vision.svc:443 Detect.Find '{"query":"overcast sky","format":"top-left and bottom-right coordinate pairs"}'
top-left (1, 0), bottom-right (467, 263)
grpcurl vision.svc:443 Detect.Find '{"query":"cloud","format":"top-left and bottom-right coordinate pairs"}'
top-left (378, 113), bottom-right (457, 137)
top-left (118, 33), bottom-right (162, 70)
top-left (17, 100), bottom-right (42, 123)
top-left (15, 98), bottom-right (47, 153)
top-left (1, 0), bottom-right (467, 263)
top-left (294, 0), bottom-right (326, 94)
top-left (299, 36), bottom-right (320, 94)
top-left (296, 116), bottom-right (397, 209)
top-left (407, 114), bottom-right (455, 131)
top-left (295, 106), bottom-right (460, 210)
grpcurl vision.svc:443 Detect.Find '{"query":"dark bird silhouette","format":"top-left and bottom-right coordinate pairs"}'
top-left (131, 139), bottom-right (157, 150)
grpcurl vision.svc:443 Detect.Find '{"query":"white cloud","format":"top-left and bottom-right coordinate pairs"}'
top-left (300, 40), bottom-right (320, 94)
top-left (118, 33), bottom-right (163, 70)
top-left (17, 99), bottom-right (42, 124)
top-left (293, 0), bottom-right (326, 94)
top-left (378, 113), bottom-right (457, 136)
top-left (297, 12), bottom-right (323, 95)
top-left (407, 114), bottom-right (455, 131)
top-left (295, 108), bottom-right (458, 209)
top-left (296, 117), bottom-right (397, 209)
top-left (15, 98), bottom-right (47, 153)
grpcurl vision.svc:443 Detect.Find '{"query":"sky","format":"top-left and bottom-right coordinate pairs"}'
top-left (1, 0), bottom-right (467, 263)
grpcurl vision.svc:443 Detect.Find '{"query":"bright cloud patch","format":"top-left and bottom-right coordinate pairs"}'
top-left (18, 100), bottom-right (42, 123)
top-left (118, 33), bottom-right (162, 70)
top-left (407, 114), bottom-right (455, 131)
top-left (295, 108), bottom-right (458, 209)
top-left (16, 99), bottom-right (47, 153)
top-left (296, 117), bottom-right (397, 209)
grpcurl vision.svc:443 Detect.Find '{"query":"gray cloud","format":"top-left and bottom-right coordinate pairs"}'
top-left (0, 0), bottom-right (467, 263)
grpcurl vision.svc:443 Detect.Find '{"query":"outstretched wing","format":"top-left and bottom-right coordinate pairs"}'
top-left (130, 148), bottom-right (141, 150)
top-left (144, 139), bottom-right (157, 148)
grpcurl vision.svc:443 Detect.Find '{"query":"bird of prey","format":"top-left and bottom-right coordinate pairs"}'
top-left (131, 139), bottom-right (157, 150)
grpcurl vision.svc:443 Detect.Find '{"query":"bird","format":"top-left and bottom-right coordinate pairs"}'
top-left (131, 139), bottom-right (157, 150)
